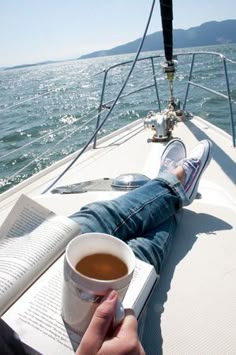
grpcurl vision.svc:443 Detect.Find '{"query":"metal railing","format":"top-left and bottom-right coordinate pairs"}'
top-left (91, 51), bottom-right (235, 149)
top-left (93, 54), bottom-right (162, 148)
top-left (0, 50), bottom-right (235, 193)
top-left (181, 51), bottom-right (236, 147)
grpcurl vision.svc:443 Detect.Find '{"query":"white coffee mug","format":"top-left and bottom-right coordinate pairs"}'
top-left (62, 232), bottom-right (136, 335)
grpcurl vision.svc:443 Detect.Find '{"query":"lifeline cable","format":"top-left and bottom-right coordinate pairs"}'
top-left (42, 0), bottom-right (157, 193)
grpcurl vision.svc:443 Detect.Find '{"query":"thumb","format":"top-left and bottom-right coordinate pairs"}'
top-left (76, 290), bottom-right (118, 355)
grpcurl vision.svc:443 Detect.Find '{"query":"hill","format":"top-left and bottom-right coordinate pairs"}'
top-left (79, 20), bottom-right (236, 59)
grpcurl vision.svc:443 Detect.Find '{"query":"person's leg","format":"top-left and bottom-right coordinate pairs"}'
top-left (70, 176), bottom-right (182, 242)
top-left (70, 139), bottom-right (188, 240)
top-left (128, 216), bottom-right (177, 274)
top-left (70, 139), bottom-right (212, 273)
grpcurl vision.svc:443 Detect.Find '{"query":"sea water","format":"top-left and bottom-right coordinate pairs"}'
top-left (0, 44), bottom-right (235, 192)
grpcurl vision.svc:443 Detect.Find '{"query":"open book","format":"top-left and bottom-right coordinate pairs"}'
top-left (0, 194), bottom-right (157, 355)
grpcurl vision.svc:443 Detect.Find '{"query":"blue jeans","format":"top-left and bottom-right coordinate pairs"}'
top-left (70, 172), bottom-right (188, 274)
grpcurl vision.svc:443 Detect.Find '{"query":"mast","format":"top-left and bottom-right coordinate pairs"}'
top-left (159, 0), bottom-right (176, 109)
top-left (159, 0), bottom-right (173, 62)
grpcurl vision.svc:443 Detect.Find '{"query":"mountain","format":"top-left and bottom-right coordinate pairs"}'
top-left (3, 60), bottom-right (58, 71)
top-left (79, 20), bottom-right (236, 60)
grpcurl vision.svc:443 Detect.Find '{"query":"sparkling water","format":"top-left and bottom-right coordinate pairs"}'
top-left (0, 44), bottom-right (235, 192)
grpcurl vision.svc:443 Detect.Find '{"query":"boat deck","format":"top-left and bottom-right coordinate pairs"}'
top-left (0, 115), bottom-right (236, 354)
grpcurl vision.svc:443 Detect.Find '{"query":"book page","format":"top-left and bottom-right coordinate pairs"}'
top-left (2, 256), bottom-right (157, 355)
top-left (0, 194), bottom-right (53, 238)
top-left (0, 194), bottom-right (80, 315)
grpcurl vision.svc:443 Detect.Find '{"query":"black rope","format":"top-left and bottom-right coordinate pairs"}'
top-left (159, 0), bottom-right (173, 62)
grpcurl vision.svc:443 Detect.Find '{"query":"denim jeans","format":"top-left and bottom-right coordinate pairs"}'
top-left (70, 172), bottom-right (188, 274)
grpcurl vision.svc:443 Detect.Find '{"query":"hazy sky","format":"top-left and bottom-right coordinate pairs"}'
top-left (0, 0), bottom-right (236, 66)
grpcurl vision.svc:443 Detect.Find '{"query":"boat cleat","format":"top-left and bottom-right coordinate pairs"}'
top-left (144, 110), bottom-right (177, 142)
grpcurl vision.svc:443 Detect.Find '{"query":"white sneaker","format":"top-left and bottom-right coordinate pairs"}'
top-left (179, 140), bottom-right (212, 203)
top-left (160, 138), bottom-right (186, 173)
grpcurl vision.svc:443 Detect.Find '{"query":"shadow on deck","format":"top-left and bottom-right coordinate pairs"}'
top-left (139, 207), bottom-right (233, 355)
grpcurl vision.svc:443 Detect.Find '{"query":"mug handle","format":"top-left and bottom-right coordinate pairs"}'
top-left (113, 300), bottom-right (125, 329)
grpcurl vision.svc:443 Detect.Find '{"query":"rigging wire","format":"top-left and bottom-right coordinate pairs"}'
top-left (0, 55), bottom-right (147, 161)
top-left (0, 106), bottom-right (102, 161)
top-left (42, 0), bottom-right (157, 194)
top-left (0, 67), bottom-right (101, 115)
top-left (0, 87), bottom-right (63, 113)
top-left (2, 64), bottom-right (161, 186)
top-left (226, 58), bottom-right (236, 65)
top-left (4, 111), bottom-right (102, 182)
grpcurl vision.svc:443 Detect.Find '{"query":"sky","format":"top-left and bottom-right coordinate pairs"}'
top-left (0, 0), bottom-right (236, 67)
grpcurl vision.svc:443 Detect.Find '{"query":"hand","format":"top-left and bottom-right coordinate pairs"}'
top-left (76, 290), bottom-right (145, 355)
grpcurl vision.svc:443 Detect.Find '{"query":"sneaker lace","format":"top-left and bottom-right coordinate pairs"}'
top-left (180, 158), bottom-right (200, 191)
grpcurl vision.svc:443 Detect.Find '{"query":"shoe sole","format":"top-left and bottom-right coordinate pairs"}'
top-left (188, 140), bottom-right (212, 202)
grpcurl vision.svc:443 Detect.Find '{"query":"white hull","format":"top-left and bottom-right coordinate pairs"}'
top-left (0, 114), bottom-right (235, 354)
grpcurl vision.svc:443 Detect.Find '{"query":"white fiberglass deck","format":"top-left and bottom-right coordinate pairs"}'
top-left (0, 116), bottom-right (236, 354)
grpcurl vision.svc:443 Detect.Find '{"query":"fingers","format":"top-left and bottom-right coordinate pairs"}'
top-left (76, 290), bottom-right (118, 355)
top-left (116, 310), bottom-right (145, 354)
top-left (98, 310), bottom-right (146, 355)
top-left (76, 295), bottom-right (145, 355)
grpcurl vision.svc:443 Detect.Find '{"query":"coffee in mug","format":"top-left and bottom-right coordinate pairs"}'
top-left (75, 253), bottom-right (128, 280)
